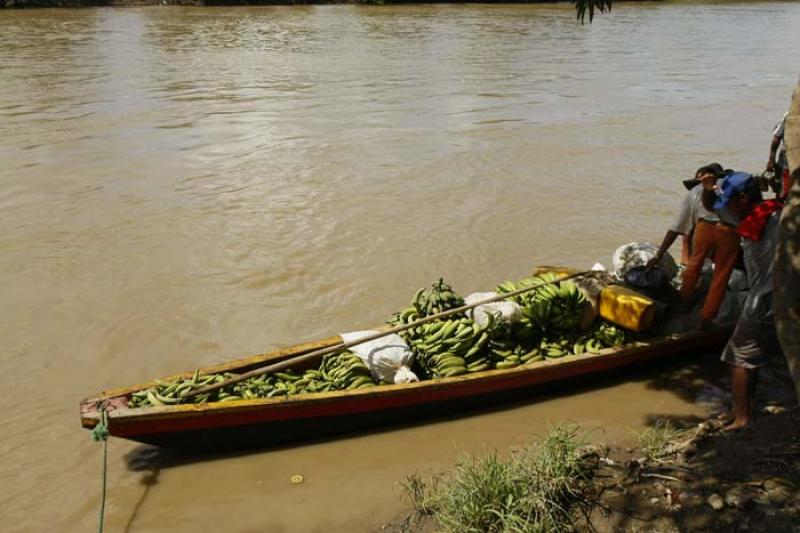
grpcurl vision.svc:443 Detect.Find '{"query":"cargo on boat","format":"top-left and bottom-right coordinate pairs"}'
top-left (79, 269), bottom-right (735, 449)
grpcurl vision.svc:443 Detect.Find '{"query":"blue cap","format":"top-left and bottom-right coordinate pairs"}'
top-left (714, 172), bottom-right (755, 210)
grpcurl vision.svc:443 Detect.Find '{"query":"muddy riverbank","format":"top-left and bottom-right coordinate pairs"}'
top-left (389, 406), bottom-right (800, 532)
top-left (588, 408), bottom-right (800, 532)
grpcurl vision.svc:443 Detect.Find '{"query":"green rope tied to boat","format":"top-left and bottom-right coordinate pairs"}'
top-left (91, 406), bottom-right (110, 533)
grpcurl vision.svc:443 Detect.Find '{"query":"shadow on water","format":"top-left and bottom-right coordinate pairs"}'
top-left (122, 467), bottom-right (160, 533)
top-left (124, 347), bottom-right (728, 472)
top-left (638, 349), bottom-right (729, 430)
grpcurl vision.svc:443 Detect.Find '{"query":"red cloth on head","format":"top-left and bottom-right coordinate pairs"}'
top-left (737, 199), bottom-right (783, 241)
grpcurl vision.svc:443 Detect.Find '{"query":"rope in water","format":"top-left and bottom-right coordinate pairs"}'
top-left (90, 406), bottom-right (110, 533)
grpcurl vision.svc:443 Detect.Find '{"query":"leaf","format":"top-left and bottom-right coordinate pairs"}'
top-left (575, 0), bottom-right (613, 24)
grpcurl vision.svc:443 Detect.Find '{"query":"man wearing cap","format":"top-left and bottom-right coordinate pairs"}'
top-left (701, 171), bottom-right (791, 430)
top-left (648, 164), bottom-right (739, 327)
top-left (766, 111), bottom-right (793, 200)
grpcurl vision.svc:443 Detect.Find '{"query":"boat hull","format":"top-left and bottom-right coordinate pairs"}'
top-left (80, 328), bottom-right (731, 450)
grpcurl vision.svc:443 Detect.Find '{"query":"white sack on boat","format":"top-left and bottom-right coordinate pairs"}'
top-left (611, 242), bottom-right (678, 281)
top-left (339, 331), bottom-right (419, 384)
top-left (464, 292), bottom-right (522, 327)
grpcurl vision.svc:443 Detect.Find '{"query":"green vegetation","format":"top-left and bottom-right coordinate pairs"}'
top-left (401, 425), bottom-right (594, 532)
top-left (575, 0), bottom-right (613, 24)
top-left (630, 420), bottom-right (685, 461)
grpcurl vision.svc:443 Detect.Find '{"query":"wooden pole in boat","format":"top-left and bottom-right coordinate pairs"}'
top-left (181, 271), bottom-right (597, 400)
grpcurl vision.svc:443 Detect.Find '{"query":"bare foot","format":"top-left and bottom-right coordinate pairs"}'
top-left (722, 419), bottom-right (750, 432)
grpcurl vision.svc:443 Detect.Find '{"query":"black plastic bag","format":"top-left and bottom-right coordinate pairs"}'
top-left (624, 265), bottom-right (669, 293)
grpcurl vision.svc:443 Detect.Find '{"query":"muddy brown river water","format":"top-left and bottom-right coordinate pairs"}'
top-left (1, 2), bottom-right (798, 531)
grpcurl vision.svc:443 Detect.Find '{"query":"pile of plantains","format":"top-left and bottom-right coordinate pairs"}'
top-left (391, 275), bottom-right (625, 380)
top-left (128, 275), bottom-right (626, 408)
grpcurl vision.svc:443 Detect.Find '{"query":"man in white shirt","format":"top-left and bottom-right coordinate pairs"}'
top-left (766, 111), bottom-right (792, 199)
top-left (648, 164), bottom-right (739, 327)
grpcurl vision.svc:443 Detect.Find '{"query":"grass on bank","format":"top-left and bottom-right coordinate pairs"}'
top-left (401, 425), bottom-right (595, 533)
top-left (630, 420), bottom-right (685, 462)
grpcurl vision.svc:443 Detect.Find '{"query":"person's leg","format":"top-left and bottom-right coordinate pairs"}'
top-left (700, 225), bottom-right (740, 322)
top-left (680, 221), bottom-right (714, 305)
top-left (725, 365), bottom-right (756, 431)
top-left (680, 233), bottom-right (691, 267)
top-left (721, 317), bottom-right (768, 430)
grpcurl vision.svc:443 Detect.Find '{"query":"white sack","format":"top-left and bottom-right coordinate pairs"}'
top-left (464, 291), bottom-right (522, 328)
top-left (339, 330), bottom-right (418, 384)
top-left (611, 242), bottom-right (678, 281)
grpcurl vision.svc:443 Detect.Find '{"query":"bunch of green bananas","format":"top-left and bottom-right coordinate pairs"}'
top-left (496, 273), bottom-right (560, 306)
top-left (592, 322), bottom-right (626, 348)
top-left (539, 337), bottom-right (574, 359)
top-left (551, 322), bottom-right (626, 357)
top-left (389, 304), bottom-right (422, 329)
top-left (540, 280), bottom-right (587, 332)
top-left (411, 278), bottom-right (465, 317)
top-left (498, 273), bottom-right (557, 337)
top-left (127, 351), bottom-right (378, 408)
top-left (487, 337), bottom-right (544, 369)
top-left (127, 370), bottom-right (237, 407)
top-left (405, 316), bottom-right (490, 378)
top-left (501, 274), bottom-right (587, 336)
top-left (570, 335), bottom-right (605, 355)
top-left (317, 350), bottom-right (378, 390)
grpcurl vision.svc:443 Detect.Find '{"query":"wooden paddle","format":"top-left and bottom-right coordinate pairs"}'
top-left (180, 271), bottom-right (596, 400)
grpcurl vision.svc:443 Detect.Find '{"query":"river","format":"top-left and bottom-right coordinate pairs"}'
top-left (1, 2), bottom-right (798, 531)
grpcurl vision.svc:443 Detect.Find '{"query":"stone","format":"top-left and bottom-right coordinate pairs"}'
top-left (578, 444), bottom-right (604, 457)
top-left (763, 478), bottom-right (793, 491)
top-left (697, 449), bottom-right (718, 461)
top-left (762, 479), bottom-right (794, 507)
top-left (707, 493), bottom-right (725, 511)
top-left (724, 487), bottom-right (750, 509)
top-left (682, 443), bottom-right (698, 457)
top-left (678, 490), bottom-right (702, 507)
top-left (695, 422), bottom-right (712, 436)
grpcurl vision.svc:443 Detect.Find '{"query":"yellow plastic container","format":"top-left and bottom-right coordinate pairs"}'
top-left (598, 284), bottom-right (656, 333)
top-left (532, 265), bottom-right (580, 278)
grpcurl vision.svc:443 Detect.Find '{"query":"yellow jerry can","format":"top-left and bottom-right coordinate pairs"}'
top-left (598, 284), bottom-right (656, 333)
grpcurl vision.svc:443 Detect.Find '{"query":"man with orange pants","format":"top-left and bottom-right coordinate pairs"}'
top-left (648, 164), bottom-right (740, 327)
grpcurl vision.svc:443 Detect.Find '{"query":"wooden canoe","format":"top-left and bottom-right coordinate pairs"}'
top-left (79, 327), bottom-right (732, 450)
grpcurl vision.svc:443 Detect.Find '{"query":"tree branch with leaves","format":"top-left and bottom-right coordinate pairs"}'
top-left (575, 0), bottom-right (613, 24)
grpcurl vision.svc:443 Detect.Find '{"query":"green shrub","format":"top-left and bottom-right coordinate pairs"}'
top-left (402, 425), bottom-right (594, 532)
